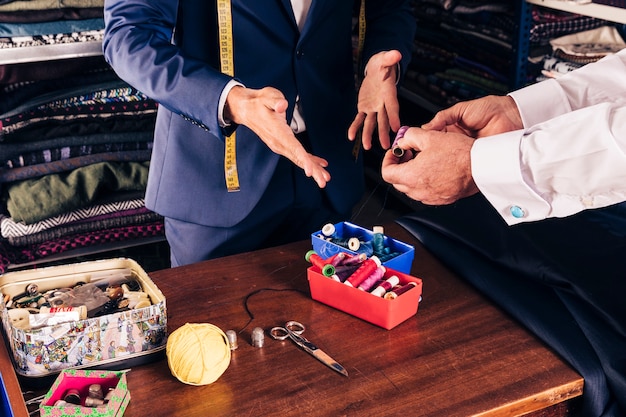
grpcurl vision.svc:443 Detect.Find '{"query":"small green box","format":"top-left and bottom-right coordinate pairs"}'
top-left (40, 369), bottom-right (129, 417)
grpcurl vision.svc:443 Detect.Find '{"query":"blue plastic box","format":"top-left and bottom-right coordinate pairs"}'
top-left (311, 221), bottom-right (414, 274)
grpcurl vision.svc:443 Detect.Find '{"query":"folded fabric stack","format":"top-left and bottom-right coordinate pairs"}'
top-left (527, 5), bottom-right (622, 82)
top-left (0, 0), bottom-right (164, 272)
top-left (406, 0), bottom-right (515, 108)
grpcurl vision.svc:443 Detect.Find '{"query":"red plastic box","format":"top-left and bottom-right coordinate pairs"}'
top-left (307, 266), bottom-right (422, 330)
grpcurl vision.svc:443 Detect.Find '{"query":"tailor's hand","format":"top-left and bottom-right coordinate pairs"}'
top-left (381, 127), bottom-right (479, 205)
top-left (423, 95), bottom-right (523, 138)
top-left (225, 85), bottom-right (331, 188)
top-left (348, 50), bottom-right (403, 150)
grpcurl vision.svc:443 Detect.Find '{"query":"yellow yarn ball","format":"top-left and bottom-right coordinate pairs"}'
top-left (166, 323), bottom-right (231, 385)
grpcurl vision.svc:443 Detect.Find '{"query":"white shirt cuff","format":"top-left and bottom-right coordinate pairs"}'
top-left (471, 132), bottom-right (551, 225)
top-left (218, 79), bottom-right (245, 128)
top-left (508, 79), bottom-right (571, 128)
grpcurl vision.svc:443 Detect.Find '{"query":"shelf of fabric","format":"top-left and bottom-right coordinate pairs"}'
top-left (0, 38), bottom-right (102, 65)
top-left (401, 0), bottom-right (529, 112)
top-left (526, 0), bottom-right (626, 24)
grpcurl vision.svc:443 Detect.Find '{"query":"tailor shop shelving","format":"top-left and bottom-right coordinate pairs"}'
top-left (400, 0), bottom-right (626, 113)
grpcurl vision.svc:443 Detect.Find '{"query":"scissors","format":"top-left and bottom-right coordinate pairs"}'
top-left (270, 320), bottom-right (348, 377)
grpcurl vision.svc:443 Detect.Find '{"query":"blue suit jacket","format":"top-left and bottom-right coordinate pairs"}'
top-left (103, 0), bottom-right (415, 227)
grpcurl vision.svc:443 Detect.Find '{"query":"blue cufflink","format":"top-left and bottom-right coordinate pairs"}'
top-left (510, 205), bottom-right (525, 218)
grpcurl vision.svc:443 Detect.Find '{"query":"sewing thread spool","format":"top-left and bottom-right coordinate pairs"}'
top-left (347, 237), bottom-right (361, 251)
top-left (377, 251), bottom-right (401, 263)
top-left (371, 226), bottom-right (385, 254)
top-left (391, 125), bottom-right (409, 158)
top-left (332, 264), bottom-right (361, 282)
top-left (339, 253), bottom-right (367, 266)
top-left (344, 256), bottom-right (381, 288)
top-left (353, 240), bottom-right (374, 257)
top-left (326, 252), bottom-right (347, 266)
top-left (305, 250), bottom-right (335, 277)
top-left (63, 389), bottom-right (81, 405)
top-left (371, 275), bottom-right (400, 297)
top-left (357, 265), bottom-right (386, 292)
top-left (384, 281), bottom-right (417, 299)
top-left (321, 223), bottom-right (336, 237)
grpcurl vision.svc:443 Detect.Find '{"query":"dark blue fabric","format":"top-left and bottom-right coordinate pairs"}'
top-left (397, 194), bottom-right (626, 417)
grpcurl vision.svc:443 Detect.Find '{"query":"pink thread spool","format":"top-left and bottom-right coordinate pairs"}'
top-left (392, 125), bottom-right (410, 157)
top-left (370, 275), bottom-right (400, 297)
top-left (357, 265), bottom-right (386, 292)
top-left (344, 256), bottom-right (381, 288)
top-left (305, 250), bottom-right (335, 277)
top-left (339, 253), bottom-right (367, 266)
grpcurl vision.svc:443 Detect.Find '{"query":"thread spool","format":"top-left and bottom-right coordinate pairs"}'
top-left (391, 125), bottom-right (409, 157)
top-left (326, 252), bottom-right (347, 266)
top-left (166, 323), bottom-right (231, 385)
top-left (40, 305), bottom-right (87, 320)
top-left (63, 389), bottom-right (81, 405)
top-left (321, 223), bottom-right (336, 237)
top-left (357, 265), bottom-right (386, 292)
top-left (305, 250), bottom-right (336, 277)
top-left (377, 251), bottom-right (401, 263)
top-left (339, 253), bottom-right (367, 266)
top-left (391, 146), bottom-right (405, 158)
top-left (344, 256), bottom-right (381, 288)
top-left (384, 282), bottom-right (417, 299)
top-left (353, 241), bottom-right (374, 257)
top-left (371, 275), bottom-right (400, 297)
top-left (371, 226), bottom-right (385, 254)
top-left (347, 237), bottom-right (361, 251)
top-left (332, 264), bottom-right (361, 282)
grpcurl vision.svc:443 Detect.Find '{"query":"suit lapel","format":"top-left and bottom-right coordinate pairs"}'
top-left (280, 0), bottom-right (299, 31)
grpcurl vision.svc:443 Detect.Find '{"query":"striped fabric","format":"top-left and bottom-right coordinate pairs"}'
top-left (0, 198), bottom-right (146, 238)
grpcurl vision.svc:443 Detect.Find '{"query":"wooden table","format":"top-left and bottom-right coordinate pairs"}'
top-left (1, 223), bottom-right (583, 417)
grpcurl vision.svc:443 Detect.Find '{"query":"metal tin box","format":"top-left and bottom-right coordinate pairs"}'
top-left (0, 258), bottom-right (166, 385)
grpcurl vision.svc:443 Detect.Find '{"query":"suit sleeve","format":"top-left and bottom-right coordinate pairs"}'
top-left (103, 0), bottom-right (231, 137)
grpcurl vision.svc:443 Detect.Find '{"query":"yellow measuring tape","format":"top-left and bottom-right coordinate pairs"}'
top-left (352, 0), bottom-right (366, 160)
top-left (217, 0), bottom-right (366, 183)
top-left (217, 0), bottom-right (240, 192)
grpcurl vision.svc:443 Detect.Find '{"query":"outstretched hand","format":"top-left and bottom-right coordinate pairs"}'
top-left (348, 50), bottom-right (403, 150)
top-left (225, 86), bottom-right (331, 188)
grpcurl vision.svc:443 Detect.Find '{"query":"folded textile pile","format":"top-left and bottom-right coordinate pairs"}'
top-left (406, 0), bottom-right (515, 108)
top-left (0, 0), bottom-right (164, 272)
top-left (528, 5), bottom-right (624, 82)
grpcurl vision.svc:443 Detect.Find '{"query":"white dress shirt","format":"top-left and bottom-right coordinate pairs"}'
top-left (471, 48), bottom-right (626, 225)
